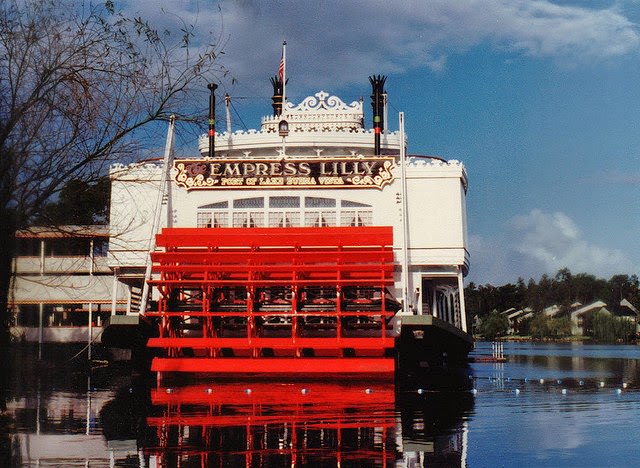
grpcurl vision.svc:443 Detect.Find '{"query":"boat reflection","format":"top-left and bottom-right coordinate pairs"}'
top-left (137, 378), bottom-right (473, 467)
top-left (396, 389), bottom-right (474, 467)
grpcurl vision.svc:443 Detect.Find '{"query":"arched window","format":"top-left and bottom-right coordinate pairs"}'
top-left (269, 196), bottom-right (300, 227)
top-left (304, 197), bottom-right (336, 227)
top-left (232, 197), bottom-right (264, 227)
top-left (340, 200), bottom-right (372, 226)
top-left (197, 201), bottom-right (229, 227)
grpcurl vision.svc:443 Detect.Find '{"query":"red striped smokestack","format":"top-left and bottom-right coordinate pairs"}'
top-left (369, 75), bottom-right (386, 156)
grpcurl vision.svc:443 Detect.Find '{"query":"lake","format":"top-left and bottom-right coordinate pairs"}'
top-left (2, 341), bottom-right (639, 466)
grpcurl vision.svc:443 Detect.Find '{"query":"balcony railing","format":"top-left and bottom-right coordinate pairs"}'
top-left (14, 255), bottom-right (111, 275)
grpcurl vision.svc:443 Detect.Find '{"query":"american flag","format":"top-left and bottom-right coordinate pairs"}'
top-left (278, 53), bottom-right (285, 81)
top-left (279, 41), bottom-right (286, 82)
top-left (279, 41), bottom-right (287, 107)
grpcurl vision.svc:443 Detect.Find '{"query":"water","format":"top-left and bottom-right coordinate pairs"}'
top-left (2, 341), bottom-right (640, 467)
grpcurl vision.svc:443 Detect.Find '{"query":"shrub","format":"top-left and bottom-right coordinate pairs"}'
top-left (589, 312), bottom-right (635, 343)
top-left (480, 312), bottom-right (509, 340)
top-left (529, 314), bottom-right (571, 339)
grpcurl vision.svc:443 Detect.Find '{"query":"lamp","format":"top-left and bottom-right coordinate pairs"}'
top-left (278, 119), bottom-right (289, 137)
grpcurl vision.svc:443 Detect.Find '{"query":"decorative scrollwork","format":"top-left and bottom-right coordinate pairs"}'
top-left (290, 91), bottom-right (360, 113)
top-left (349, 160), bottom-right (395, 189)
top-left (175, 162), bottom-right (218, 189)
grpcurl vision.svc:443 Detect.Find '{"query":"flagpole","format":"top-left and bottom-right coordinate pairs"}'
top-left (399, 111), bottom-right (411, 314)
top-left (281, 41), bottom-right (287, 115)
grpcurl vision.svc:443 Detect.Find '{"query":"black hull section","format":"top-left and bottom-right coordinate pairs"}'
top-left (396, 314), bottom-right (473, 377)
top-left (101, 315), bottom-right (157, 370)
top-left (101, 313), bottom-right (474, 378)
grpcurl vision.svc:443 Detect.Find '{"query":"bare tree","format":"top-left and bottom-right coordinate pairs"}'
top-left (0, 0), bottom-right (227, 397)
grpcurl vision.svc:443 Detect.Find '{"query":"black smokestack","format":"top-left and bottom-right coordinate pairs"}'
top-left (369, 75), bottom-right (386, 156)
top-left (208, 83), bottom-right (218, 158)
top-left (270, 76), bottom-right (284, 116)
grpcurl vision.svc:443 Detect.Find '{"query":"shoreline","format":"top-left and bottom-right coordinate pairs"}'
top-left (473, 335), bottom-right (639, 345)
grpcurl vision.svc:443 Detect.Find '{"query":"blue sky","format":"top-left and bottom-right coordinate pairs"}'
top-left (127, 0), bottom-right (640, 285)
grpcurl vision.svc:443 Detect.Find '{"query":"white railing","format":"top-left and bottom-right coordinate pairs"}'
top-left (14, 256), bottom-right (111, 275)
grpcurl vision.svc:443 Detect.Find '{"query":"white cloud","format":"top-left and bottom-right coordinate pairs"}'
top-left (468, 209), bottom-right (636, 284)
top-left (122, 0), bottom-right (640, 94)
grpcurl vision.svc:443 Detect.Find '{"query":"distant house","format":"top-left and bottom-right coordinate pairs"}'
top-left (615, 299), bottom-right (638, 317)
top-left (9, 225), bottom-right (128, 346)
top-left (570, 301), bottom-right (609, 336)
top-left (472, 314), bottom-right (483, 335)
top-left (489, 300), bottom-right (638, 337)
top-left (611, 299), bottom-right (639, 333)
top-left (505, 307), bottom-right (533, 334)
top-left (542, 305), bottom-right (561, 318)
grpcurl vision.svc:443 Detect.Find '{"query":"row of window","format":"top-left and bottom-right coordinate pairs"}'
top-left (201, 196), bottom-right (369, 209)
top-left (12, 304), bottom-right (111, 327)
top-left (16, 238), bottom-right (109, 257)
top-left (197, 197), bottom-right (373, 228)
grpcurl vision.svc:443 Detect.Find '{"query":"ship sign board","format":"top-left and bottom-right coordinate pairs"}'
top-left (174, 157), bottom-right (395, 190)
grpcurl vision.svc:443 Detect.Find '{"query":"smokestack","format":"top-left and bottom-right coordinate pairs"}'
top-left (369, 75), bottom-right (386, 155)
top-left (208, 83), bottom-right (218, 158)
top-left (270, 76), bottom-right (284, 116)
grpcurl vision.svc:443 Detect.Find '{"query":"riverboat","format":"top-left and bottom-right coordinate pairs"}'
top-left (104, 68), bottom-right (473, 377)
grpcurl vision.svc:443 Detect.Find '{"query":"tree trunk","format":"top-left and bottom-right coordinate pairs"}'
top-left (0, 208), bottom-right (16, 412)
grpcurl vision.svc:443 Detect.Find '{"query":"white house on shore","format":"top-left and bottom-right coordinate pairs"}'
top-left (570, 301), bottom-right (608, 336)
top-left (498, 300), bottom-right (639, 337)
top-left (9, 226), bottom-right (128, 349)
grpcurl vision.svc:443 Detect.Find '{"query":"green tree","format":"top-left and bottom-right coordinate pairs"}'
top-left (531, 274), bottom-right (554, 311)
top-left (555, 267), bottom-right (573, 305)
top-left (36, 177), bottom-right (110, 225)
top-left (548, 316), bottom-right (572, 338)
top-left (516, 277), bottom-right (527, 307)
top-left (479, 311), bottom-right (509, 340)
top-left (607, 274), bottom-right (640, 306)
top-left (589, 311), bottom-right (636, 343)
top-left (517, 314), bottom-right (533, 336)
top-left (528, 314), bottom-right (550, 339)
top-left (497, 282), bottom-right (526, 311)
top-left (573, 273), bottom-right (601, 304)
top-left (528, 314), bottom-right (571, 339)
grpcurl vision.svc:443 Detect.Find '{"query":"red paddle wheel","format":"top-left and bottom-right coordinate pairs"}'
top-left (145, 226), bottom-right (399, 375)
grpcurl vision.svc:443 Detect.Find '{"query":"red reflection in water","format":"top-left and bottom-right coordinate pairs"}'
top-left (145, 382), bottom-right (396, 467)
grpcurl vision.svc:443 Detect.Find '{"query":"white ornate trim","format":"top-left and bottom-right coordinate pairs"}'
top-left (198, 128), bottom-right (402, 157)
top-left (261, 91), bottom-right (364, 133)
top-left (403, 158), bottom-right (468, 192)
top-left (110, 162), bottom-right (162, 180)
top-left (286, 91), bottom-right (361, 113)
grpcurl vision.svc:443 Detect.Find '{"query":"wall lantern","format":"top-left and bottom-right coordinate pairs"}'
top-left (278, 119), bottom-right (289, 137)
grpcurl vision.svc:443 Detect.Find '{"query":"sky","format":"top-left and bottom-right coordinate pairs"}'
top-left (123, 0), bottom-right (640, 285)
